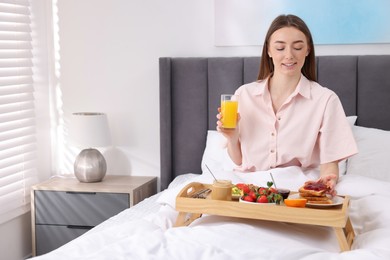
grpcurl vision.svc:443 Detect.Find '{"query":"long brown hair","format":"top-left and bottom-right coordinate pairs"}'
top-left (258, 14), bottom-right (316, 81)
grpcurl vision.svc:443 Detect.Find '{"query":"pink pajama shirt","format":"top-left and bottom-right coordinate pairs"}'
top-left (234, 74), bottom-right (358, 171)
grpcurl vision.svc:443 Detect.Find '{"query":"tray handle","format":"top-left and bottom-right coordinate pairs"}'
top-left (177, 182), bottom-right (209, 198)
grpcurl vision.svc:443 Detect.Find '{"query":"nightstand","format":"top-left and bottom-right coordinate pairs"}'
top-left (31, 175), bottom-right (157, 256)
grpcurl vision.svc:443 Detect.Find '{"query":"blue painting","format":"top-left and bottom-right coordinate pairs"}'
top-left (215, 0), bottom-right (390, 45)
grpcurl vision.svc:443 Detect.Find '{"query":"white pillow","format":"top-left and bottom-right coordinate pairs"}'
top-left (346, 115), bottom-right (357, 126)
top-left (200, 130), bottom-right (236, 172)
top-left (200, 116), bottom-right (357, 174)
top-left (346, 125), bottom-right (390, 182)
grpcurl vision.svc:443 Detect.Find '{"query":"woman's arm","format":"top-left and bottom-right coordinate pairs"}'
top-left (225, 133), bottom-right (242, 166)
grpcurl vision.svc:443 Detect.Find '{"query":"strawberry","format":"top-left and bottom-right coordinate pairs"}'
top-left (268, 187), bottom-right (277, 194)
top-left (236, 183), bottom-right (246, 189)
top-left (248, 190), bottom-right (258, 200)
top-left (236, 183), bottom-right (250, 194)
top-left (243, 195), bottom-right (255, 202)
top-left (257, 195), bottom-right (268, 203)
top-left (258, 187), bottom-right (267, 195)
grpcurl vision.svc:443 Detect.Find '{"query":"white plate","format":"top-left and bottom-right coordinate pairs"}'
top-left (288, 193), bottom-right (344, 208)
top-left (239, 197), bottom-right (276, 205)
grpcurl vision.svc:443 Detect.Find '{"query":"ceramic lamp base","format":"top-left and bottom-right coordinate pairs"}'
top-left (74, 148), bottom-right (107, 182)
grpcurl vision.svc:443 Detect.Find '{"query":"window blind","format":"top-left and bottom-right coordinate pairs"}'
top-left (0, 0), bottom-right (38, 224)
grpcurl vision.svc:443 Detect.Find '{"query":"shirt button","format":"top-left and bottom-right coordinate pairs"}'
top-left (278, 117), bottom-right (281, 121)
top-left (271, 132), bottom-right (275, 136)
top-left (270, 149), bottom-right (275, 153)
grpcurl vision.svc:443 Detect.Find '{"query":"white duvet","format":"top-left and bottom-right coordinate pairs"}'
top-left (30, 167), bottom-right (390, 260)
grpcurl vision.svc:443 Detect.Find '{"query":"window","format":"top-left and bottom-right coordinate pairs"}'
top-left (0, 0), bottom-right (38, 224)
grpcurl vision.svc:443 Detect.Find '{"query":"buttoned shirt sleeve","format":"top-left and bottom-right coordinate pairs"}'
top-left (318, 93), bottom-right (358, 164)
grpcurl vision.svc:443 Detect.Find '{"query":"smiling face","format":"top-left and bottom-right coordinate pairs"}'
top-left (267, 26), bottom-right (310, 78)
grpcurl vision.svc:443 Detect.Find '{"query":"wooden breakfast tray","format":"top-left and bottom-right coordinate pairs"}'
top-left (175, 182), bottom-right (355, 252)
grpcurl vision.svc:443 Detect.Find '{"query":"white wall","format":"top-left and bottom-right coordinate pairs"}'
top-left (56, 0), bottom-right (390, 185)
top-left (0, 213), bottom-right (32, 260)
top-left (3, 1), bottom-right (390, 259)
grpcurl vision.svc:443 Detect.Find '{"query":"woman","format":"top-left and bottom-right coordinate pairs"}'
top-left (217, 14), bottom-right (358, 195)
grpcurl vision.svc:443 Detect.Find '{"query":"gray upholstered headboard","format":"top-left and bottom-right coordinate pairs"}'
top-left (159, 55), bottom-right (390, 189)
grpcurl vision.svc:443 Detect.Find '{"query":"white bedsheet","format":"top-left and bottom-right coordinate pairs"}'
top-left (30, 167), bottom-right (390, 260)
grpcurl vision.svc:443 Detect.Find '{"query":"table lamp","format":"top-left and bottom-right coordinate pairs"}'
top-left (69, 112), bottom-right (111, 182)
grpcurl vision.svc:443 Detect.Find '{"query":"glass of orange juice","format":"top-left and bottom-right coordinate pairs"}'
top-left (221, 94), bottom-right (238, 129)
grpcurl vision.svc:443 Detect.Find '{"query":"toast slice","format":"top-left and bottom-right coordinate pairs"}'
top-left (299, 195), bottom-right (330, 201)
top-left (298, 181), bottom-right (329, 197)
top-left (306, 199), bottom-right (333, 205)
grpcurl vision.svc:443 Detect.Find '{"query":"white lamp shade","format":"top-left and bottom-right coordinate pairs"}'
top-left (69, 112), bottom-right (111, 148)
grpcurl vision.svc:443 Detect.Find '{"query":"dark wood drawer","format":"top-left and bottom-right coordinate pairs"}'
top-left (35, 190), bottom-right (129, 226)
top-left (35, 224), bottom-right (91, 255)
top-left (31, 176), bottom-right (157, 257)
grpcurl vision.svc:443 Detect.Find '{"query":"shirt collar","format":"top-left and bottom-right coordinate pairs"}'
top-left (251, 77), bottom-right (269, 96)
top-left (252, 74), bottom-right (311, 99)
top-left (294, 74), bottom-right (311, 99)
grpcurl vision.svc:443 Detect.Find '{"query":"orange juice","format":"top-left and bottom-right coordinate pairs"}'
top-left (221, 96), bottom-right (238, 129)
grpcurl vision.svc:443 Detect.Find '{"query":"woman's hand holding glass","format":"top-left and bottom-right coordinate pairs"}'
top-left (216, 107), bottom-right (240, 140)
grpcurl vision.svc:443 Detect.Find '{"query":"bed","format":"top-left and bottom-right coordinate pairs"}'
top-left (31, 55), bottom-right (390, 259)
